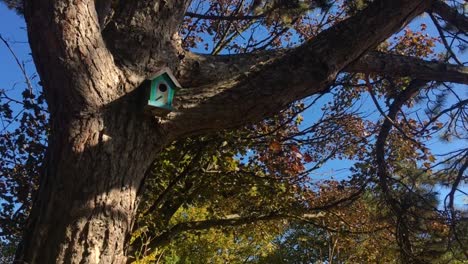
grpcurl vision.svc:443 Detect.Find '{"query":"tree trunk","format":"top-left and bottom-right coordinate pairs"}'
top-left (13, 1), bottom-right (167, 262)
top-left (15, 100), bottom-right (165, 263)
top-left (15, 0), bottom-right (180, 262)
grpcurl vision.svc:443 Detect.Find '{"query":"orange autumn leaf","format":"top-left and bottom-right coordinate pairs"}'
top-left (269, 141), bottom-right (282, 153)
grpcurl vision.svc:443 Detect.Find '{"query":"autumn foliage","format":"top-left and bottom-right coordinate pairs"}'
top-left (1, 0), bottom-right (467, 263)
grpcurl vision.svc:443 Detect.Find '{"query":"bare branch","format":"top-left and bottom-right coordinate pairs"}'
top-left (429, 13), bottom-right (463, 65)
top-left (448, 156), bottom-right (468, 213)
top-left (431, 0), bottom-right (468, 33)
top-left (365, 75), bottom-right (422, 147)
top-left (0, 35), bottom-right (34, 94)
top-left (374, 79), bottom-right (427, 262)
top-left (185, 11), bottom-right (265, 21)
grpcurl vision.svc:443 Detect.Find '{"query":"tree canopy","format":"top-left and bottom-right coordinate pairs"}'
top-left (0, 0), bottom-right (467, 263)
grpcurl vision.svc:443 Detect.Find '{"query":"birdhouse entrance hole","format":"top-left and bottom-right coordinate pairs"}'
top-left (159, 83), bottom-right (168, 92)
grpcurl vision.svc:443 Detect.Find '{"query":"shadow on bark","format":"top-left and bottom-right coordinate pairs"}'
top-left (15, 81), bottom-right (169, 263)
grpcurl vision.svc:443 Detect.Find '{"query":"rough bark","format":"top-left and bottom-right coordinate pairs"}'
top-left (17, 0), bottom-right (466, 263)
top-left (347, 52), bottom-right (468, 84)
top-left (16, 0), bottom-right (170, 263)
top-left (178, 51), bottom-right (468, 89)
top-left (166, 0), bottom-right (432, 137)
top-left (15, 110), bottom-right (165, 263)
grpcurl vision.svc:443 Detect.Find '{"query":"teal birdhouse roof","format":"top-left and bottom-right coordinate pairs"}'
top-left (149, 67), bottom-right (182, 89)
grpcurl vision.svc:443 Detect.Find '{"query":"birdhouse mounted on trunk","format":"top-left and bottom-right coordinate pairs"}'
top-left (146, 68), bottom-right (181, 116)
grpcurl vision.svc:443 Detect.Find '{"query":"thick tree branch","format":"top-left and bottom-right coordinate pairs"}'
top-left (168, 0), bottom-right (432, 138)
top-left (169, 0), bottom-right (452, 138)
top-left (347, 52), bottom-right (468, 84)
top-left (180, 50), bottom-right (467, 88)
top-left (432, 0), bottom-right (468, 33)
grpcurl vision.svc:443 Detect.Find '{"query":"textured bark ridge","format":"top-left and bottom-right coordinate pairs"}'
top-left (167, 0), bottom-right (433, 137)
top-left (16, 0), bottom-right (175, 262)
top-left (15, 0), bottom-right (467, 263)
top-left (16, 111), bottom-right (164, 263)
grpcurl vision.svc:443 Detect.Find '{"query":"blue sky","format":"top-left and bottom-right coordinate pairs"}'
top-left (0, 4), bottom-right (32, 95)
top-left (0, 3), bottom-right (466, 208)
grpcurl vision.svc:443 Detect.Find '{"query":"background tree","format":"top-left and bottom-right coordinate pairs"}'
top-left (0, 0), bottom-right (467, 263)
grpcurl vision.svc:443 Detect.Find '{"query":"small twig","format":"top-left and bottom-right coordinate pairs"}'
top-left (185, 11), bottom-right (265, 21)
top-left (365, 75), bottom-right (423, 147)
top-left (429, 14), bottom-right (463, 66)
top-left (0, 34), bottom-right (34, 94)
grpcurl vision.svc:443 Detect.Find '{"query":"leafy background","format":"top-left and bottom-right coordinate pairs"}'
top-left (1, 0), bottom-right (467, 263)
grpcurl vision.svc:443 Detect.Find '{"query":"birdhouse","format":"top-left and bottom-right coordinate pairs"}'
top-left (146, 68), bottom-right (181, 116)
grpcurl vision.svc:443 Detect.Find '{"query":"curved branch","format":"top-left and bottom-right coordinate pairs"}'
top-left (136, 184), bottom-right (370, 259)
top-left (140, 211), bottom-right (325, 253)
top-left (374, 79), bottom-right (427, 262)
top-left (130, 182), bottom-right (368, 259)
top-left (448, 156), bottom-right (468, 213)
top-left (375, 80), bottom-right (426, 206)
